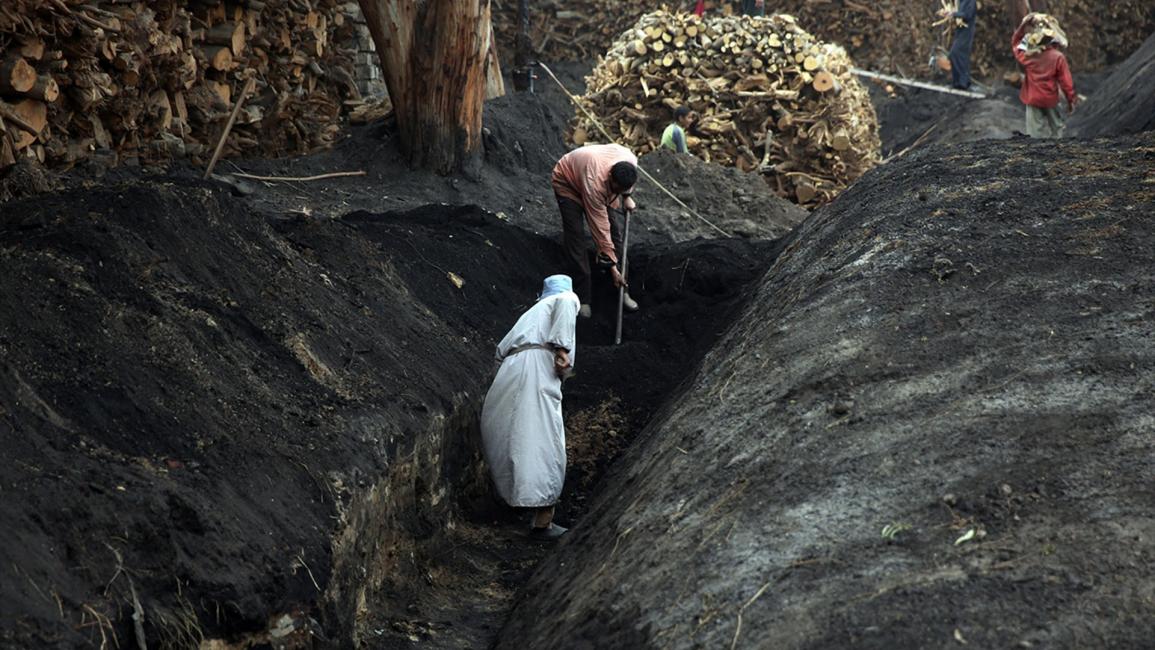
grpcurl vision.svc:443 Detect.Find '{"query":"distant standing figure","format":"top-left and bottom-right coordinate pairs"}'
top-left (481, 275), bottom-right (580, 541)
top-left (1012, 13), bottom-right (1077, 138)
top-left (739, 0), bottom-right (765, 16)
top-left (939, 0), bottom-right (977, 89)
top-left (551, 144), bottom-right (639, 318)
top-left (661, 107), bottom-right (695, 154)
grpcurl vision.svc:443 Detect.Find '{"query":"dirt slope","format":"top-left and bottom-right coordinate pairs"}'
top-left (496, 134), bottom-right (1155, 649)
top-left (1068, 32), bottom-right (1155, 138)
top-left (0, 177), bottom-right (779, 647)
top-left (0, 183), bottom-right (507, 647)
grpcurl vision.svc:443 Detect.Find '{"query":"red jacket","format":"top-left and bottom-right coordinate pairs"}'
top-left (1012, 24), bottom-right (1076, 109)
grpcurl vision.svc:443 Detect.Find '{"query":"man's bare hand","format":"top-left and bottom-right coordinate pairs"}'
top-left (554, 349), bottom-right (571, 378)
top-left (610, 266), bottom-right (627, 288)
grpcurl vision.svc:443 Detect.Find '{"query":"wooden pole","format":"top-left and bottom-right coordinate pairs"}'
top-left (203, 76), bottom-right (256, 180)
top-left (850, 67), bottom-right (988, 98)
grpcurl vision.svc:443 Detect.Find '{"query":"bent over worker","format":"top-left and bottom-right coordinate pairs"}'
top-left (480, 275), bottom-right (580, 541)
top-left (551, 144), bottom-right (639, 318)
top-left (1012, 13), bottom-right (1077, 138)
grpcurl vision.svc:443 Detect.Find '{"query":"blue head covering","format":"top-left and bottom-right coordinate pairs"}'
top-left (538, 274), bottom-right (573, 300)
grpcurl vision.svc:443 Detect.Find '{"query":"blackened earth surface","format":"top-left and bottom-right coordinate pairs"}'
top-left (495, 134), bottom-right (1155, 650)
top-left (0, 184), bottom-right (777, 648)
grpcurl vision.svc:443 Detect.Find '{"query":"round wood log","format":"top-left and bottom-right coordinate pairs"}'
top-left (26, 77), bottom-right (61, 103)
top-left (1, 58), bottom-right (37, 95)
top-left (201, 46), bottom-right (234, 72)
top-left (207, 22), bottom-right (246, 56)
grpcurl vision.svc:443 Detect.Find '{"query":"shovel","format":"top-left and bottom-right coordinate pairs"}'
top-left (614, 205), bottom-right (632, 346)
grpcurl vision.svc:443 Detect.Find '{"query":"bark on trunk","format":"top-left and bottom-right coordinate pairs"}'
top-left (357, 0), bottom-right (492, 175)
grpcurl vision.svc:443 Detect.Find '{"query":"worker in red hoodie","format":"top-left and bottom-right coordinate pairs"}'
top-left (1012, 13), bottom-right (1077, 138)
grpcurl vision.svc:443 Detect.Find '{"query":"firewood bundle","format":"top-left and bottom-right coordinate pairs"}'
top-left (0, 0), bottom-right (362, 172)
top-left (571, 11), bottom-right (881, 207)
top-left (492, 1), bottom-right (1154, 78)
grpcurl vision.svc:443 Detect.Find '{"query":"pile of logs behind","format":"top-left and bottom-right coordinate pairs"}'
top-left (572, 11), bottom-right (881, 208)
top-left (493, 1), bottom-right (1155, 78)
top-left (0, 0), bottom-right (363, 172)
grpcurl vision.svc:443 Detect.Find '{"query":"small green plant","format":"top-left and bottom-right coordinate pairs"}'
top-left (881, 522), bottom-right (912, 540)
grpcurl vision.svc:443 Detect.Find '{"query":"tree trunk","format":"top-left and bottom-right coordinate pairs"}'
top-left (357, 0), bottom-right (492, 174)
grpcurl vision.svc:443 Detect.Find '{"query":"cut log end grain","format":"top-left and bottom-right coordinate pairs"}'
top-left (813, 70), bottom-right (836, 92)
top-left (1, 57), bottom-right (37, 94)
top-left (207, 22), bottom-right (247, 56)
top-left (201, 46), bottom-right (235, 72)
top-left (27, 76), bottom-right (60, 103)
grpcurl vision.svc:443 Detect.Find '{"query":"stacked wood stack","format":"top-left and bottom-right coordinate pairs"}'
top-left (571, 11), bottom-right (880, 207)
top-left (0, 0), bottom-right (367, 172)
top-left (492, 1), bottom-right (1154, 78)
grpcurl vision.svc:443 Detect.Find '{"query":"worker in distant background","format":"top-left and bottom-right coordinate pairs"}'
top-left (939, 0), bottom-right (977, 89)
top-left (552, 144), bottom-right (639, 318)
top-left (1012, 13), bottom-right (1077, 138)
top-left (739, 0), bottom-right (765, 16)
top-left (481, 275), bottom-right (580, 542)
top-left (660, 107), bottom-right (695, 154)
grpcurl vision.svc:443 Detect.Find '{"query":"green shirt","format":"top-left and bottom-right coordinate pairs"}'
top-left (660, 123), bottom-right (688, 153)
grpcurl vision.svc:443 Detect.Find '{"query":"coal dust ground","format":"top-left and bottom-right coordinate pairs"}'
top-left (2, 53), bottom-right (1152, 650)
top-left (0, 179), bottom-right (780, 648)
top-left (495, 133), bottom-right (1155, 650)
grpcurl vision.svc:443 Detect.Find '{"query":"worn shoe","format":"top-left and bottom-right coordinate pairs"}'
top-left (579, 304), bottom-right (592, 318)
top-left (622, 293), bottom-right (639, 312)
top-left (528, 523), bottom-right (568, 542)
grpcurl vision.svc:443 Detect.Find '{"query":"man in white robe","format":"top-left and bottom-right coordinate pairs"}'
top-left (481, 275), bottom-right (580, 541)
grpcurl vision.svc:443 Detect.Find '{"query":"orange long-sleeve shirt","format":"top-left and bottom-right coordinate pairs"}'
top-left (551, 144), bottom-right (637, 263)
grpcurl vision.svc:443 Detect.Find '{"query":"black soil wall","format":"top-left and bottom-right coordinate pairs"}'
top-left (0, 186), bottom-right (543, 647)
top-left (0, 182), bottom-right (781, 647)
top-left (496, 134), bottom-right (1155, 649)
top-left (1068, 32), bottom-right (1155, 138)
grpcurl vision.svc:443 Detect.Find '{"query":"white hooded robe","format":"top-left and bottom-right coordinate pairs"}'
top-left (480, 291), bottom-right (580, 507)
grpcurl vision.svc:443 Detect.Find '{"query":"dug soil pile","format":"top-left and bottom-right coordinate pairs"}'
top-left (1068, 32), bottom-right (1155, 138)
top-left (497, 133), bottom-right (1155, 649)
top-left (0, 175), bottom-right (779, 647)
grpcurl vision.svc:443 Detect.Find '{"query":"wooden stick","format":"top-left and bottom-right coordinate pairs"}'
top-left (229, 170), bottom-right (367, 182)
top-left (203, 76), bottom-right (256, 180)
top-left (850, 67), bottom-right (988, 99)
top-left (536, 62), bottom-right (732, 238)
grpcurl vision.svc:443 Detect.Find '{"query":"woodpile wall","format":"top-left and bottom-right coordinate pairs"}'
top-left (573, 11), bottom-right (880, 207)
top-left (493, 1), bottom-right (1155, 78)
top-left (0, 0), bottom-right (367, 172)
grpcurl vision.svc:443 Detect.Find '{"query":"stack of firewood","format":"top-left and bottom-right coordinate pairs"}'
top-left (571, 11), bottom-right (880, 207)
top-left (0, 0), bottom-right (363, 171)
top-left (492, 1), bottom-right (1154, 77)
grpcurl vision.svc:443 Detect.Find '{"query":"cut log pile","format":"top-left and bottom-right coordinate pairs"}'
top-left (571, 11), bottom-right (880, 207)
top-left (492, 1), bottom-right (1154, 78)
top-left (0, 0), bottom-right (365, 172)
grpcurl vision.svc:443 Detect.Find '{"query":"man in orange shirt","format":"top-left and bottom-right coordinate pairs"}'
top-left (551, 144), bottom-right (639, 318)
top-left (1012, 13), bottom-right (1077, 138)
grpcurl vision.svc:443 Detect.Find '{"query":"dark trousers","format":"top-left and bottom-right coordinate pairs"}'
top-left (557, 195), bottom-right (624, 305)
top-left (949, 24), bottom-right (975, 89)
top-left (739, 0), bottom-right (764, 15)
